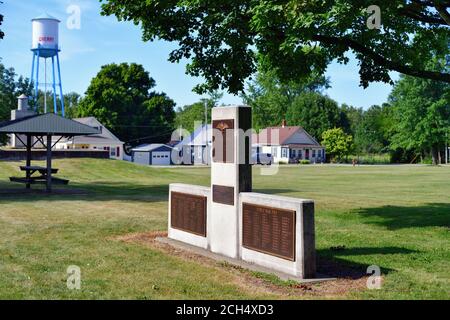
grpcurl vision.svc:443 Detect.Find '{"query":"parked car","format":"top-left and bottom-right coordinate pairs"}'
top-left (252, 152), bottom-right (273, 165)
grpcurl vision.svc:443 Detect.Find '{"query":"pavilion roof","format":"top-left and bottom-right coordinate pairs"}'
top-left (0, 113), bottom-right (100, 136)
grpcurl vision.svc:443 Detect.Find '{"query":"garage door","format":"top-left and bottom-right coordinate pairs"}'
top-left (133, 152), bottom-right (150, 165)
top-left (152, 152), bottom-right (171, 165)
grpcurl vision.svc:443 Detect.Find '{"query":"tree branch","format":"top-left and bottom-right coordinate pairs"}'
top-left (311, 34), bottom-right (450, 83)
top-left (433, 1), bottom-right (450, 25)
top-left (399, 8), bottom-right (447, 25)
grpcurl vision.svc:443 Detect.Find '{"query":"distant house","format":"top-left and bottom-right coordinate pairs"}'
top-left (132, 144), bottom-right (174, 166)
top-left (177, 124), bottom-right (212, 165)
top-left (253, 121), bottom-right (325, 164)
top-left (53, 117), bottom-right (124, 160)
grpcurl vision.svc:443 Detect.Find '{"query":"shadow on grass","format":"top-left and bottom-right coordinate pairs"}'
top-left (0, 181), bottom-right (170, 203)
top-left (317, 246), bottom-right (418, 279)
top-left (253, 188), bottom-right (298, 195)
top-left (355, 203), bottom-right (450, 230)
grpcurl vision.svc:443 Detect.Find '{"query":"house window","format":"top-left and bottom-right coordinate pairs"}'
top-left (281, 148), bottom-right (288, 158)
top-left (292, 149), bottom-right (296, 158)
top-left (317, 150), bottom-right (321, 158)
top-left (312, 150), bottom-right (316, 158)
top-left (110, 148), bottom-right (116, 157)
top-left (298, 150), bottom-right (302, 159)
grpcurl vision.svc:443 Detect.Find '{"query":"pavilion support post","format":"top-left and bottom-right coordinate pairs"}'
top-left (26, 135), bottom-right (32, 189)
top-left (46, 135), bottom-right (52, 193)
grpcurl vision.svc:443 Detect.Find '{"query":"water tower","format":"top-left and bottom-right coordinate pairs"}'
top-left (30, 13), bottom-right (65, 117)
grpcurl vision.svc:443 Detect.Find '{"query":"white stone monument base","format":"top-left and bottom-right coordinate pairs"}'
top-left (168, 184), bottom-right (210, 250)
top-left (239, 193), bottom-right (316, 279)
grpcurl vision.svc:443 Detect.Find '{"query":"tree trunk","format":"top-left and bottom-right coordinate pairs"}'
top-left (431, 146), bottom-right (439, 165)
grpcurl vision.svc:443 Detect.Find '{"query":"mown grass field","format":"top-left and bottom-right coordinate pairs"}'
top-left (0, 159), bottom-right (448, 299)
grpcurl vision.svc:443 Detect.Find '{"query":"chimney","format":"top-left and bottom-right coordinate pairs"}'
top-left (282, 119), bottom-right (287, 128)
top-left (17, 94), bottom-right (29, 111)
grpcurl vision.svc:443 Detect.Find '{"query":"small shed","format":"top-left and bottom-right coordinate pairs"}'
top-left (0, 113), bottom-right (100, 192)
top-left (132, 144), bottom-right (174, 166)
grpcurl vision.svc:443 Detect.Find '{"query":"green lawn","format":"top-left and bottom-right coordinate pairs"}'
top-left (0, 159), bottom-right (448, 299)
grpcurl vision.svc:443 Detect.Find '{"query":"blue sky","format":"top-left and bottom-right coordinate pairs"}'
top-left (0, 0), bottom-right (398, 110)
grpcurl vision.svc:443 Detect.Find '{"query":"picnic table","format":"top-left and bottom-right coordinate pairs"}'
top-left (10, 165), bottom-right (69, 187)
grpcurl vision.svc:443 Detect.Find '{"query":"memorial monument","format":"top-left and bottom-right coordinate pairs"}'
top-left (167, 105), bottom-right (316, 279)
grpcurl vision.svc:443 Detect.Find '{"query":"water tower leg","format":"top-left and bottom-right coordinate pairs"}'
top-left (30, 53), bottom-right (36, 95)
top-left (51, 56), bottom-right (58, 114)
top-left (35, 51), bottom-right (40, 110)
top-left (56, 53), bottom-right (65, 117)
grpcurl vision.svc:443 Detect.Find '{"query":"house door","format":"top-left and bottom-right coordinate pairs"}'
top-left (305, 149), bottom-right (310, 160)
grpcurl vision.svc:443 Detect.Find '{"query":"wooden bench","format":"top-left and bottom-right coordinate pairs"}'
top-left (10, 165), bottom-right (69, 187)
top-left (20, 166), bottom-right (59, 175)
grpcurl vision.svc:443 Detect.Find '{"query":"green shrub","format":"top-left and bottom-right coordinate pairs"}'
top-left (344, 154), bottom-right (391, 165)
top-left (299, 160), bottom-right (311, 165)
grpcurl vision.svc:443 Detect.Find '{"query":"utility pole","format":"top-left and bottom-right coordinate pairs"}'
top-left (204, 99), bottom-right (208, 127)
top-left (446, 132), bottom-right (449, 165)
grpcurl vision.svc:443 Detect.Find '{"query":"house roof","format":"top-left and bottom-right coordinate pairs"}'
top-left (132, 143), bottom-right (174, 152)
top-left (0, 113), bottom-right (100, 136)
top-left (179, 124), bottom-right (212, 146)
top-left (253, 126), bottom-right (322, 147)
top-left (54, 117), bottom-right (124, 144)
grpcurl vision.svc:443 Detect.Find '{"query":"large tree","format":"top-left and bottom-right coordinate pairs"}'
top-left (286, 92), bottom-right (347, 142)
top-left (0, 62), bottom-right (33, 144)
top-left (76, 63), bottom-right (176, 144)
top-left (389, 62), bottom-right (450, 165)
top-left (101, 0), bottom-right (450, 95)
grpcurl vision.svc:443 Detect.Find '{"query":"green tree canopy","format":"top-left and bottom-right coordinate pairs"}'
top-left (175, 92), bottom-right (223, 133)
top-left (76, 63), bottom-right (176, 144)
top-left (242, 68), bottom-right (330, 130)
top-left (341, 103), bottom-right (398, 155)
top-left (389, 62), bottom-right (450, 165)
top-left (0, 62), bottom-right (33, 144)
top-left (35, 91), bottom-right (81, 117)
top-left (321, 128), bottom-right (354, 162)
top-left (101, 0), bottom-right (450, 94)
top-left (286, 92), bottom-right (347, 142)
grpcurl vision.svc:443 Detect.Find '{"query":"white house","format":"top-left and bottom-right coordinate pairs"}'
top-left (53, 117), bottom-right (124, 160)
top-left (253, 121), bottom-right (325, 164)
top-left (177, 124), bottom-right (212, 165)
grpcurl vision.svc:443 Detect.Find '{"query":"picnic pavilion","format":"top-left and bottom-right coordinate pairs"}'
top-left (0, 113), bottom-right (99, 192)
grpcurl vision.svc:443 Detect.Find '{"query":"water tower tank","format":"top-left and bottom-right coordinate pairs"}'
top-left (31, 13), bottom-right (60, 58)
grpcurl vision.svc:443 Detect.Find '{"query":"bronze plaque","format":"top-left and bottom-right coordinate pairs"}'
top-left (212, 119), bottom-right (235, 163)
top-left (242, 203), bottom-right (296, 261)
top-left (212, 185), bottom-right (235, 206)
top-left (171, 192), bottom-right (207, 237)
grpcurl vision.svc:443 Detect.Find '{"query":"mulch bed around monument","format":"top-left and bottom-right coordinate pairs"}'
top-left (115, 231), bottom-right (373, 299)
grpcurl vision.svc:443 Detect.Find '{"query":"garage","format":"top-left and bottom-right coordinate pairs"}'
top-left (151, 151), bottom-right (171, 165)
top-left (131, 144), bottom-right (174, 166)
